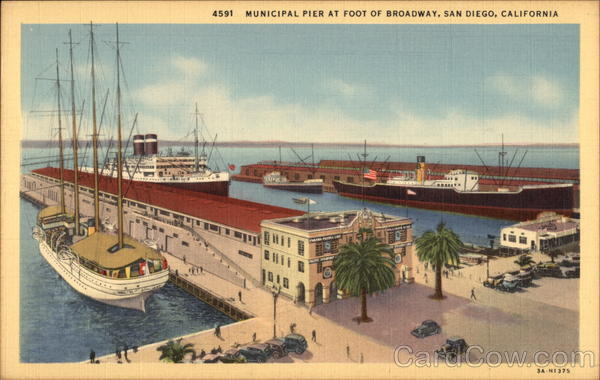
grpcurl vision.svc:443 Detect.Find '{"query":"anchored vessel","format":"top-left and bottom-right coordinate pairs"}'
top-left (84, 106), bottom-right (230, 196)
top-left (33, 23), bottom-right (169, 312)
top-left (333, 156), bottom-right (574, 220)
top-left (263, 171), bottom-right (323, 193)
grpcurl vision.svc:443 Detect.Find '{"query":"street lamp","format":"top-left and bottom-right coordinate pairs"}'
top-left (272, 284), bottom-right (281, 339)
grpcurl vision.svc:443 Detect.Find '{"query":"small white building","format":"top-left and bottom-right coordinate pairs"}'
top-left (500, 212), bottom-right (580, 254)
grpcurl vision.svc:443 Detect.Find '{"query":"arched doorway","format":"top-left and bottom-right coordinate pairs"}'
top-left (314, 283), bottom-right (323, 305)
top-left (329, 282), bottom-right (338, 302)
top-left (296, 282), bottom-right (305, 304)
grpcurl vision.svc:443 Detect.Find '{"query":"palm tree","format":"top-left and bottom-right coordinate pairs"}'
top-left (333, 235), bottom-right (396, 322)
top-left (156, 339), bottom-right (195, 363)
top-left (415, 222), bottom-right (462, 300)
top-left (514, 254), bottom-right (535, 268)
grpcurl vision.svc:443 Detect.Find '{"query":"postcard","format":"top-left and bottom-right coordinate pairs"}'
top-left (1, 1), bottom-right (598, 379)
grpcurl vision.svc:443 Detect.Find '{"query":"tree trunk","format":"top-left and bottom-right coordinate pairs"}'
top-left (434, 263), bottom-right (443, 299)
top-left (360, 288), bottom-right (369, 322)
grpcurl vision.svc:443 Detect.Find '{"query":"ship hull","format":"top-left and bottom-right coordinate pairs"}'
top-left (162, 180), bottom-right (230, 196)
top-left (263, 183), bottom-right (323, 194)
top-left (332, 181), bottom-right (574, 221)
top-left (36, 236), bottom-right (169, 312)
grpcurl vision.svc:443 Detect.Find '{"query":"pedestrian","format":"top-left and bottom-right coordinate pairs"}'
top-left (424, 273), bottom-right (428, 284)
top-left (346, 345), bottom-right (350, 358)
top-left (175, 269), bottom-right (179, 276)
top-left (360, 353), bottom-right (364, 363)
top-left (309, 304), bottom-right (313, 316)
top-left (470, 287), bottom-right (477, 301)
top-left (290, 323), bottom-right (296, 333)
top-left (200, 266), bottom-right (203, 273)
top-left (116, 349), bottom-right (122, 361)
top-left (183, 255), bottom-right (186, 264)
top-left (311, 329), bottom-right (316, 342)
top-left (217, 345), bottom-right (222, 353)
top-left (124, 344), bottom-right (129, 362)
top-left (133, 346), bottom-right (138, 353)
top-left (424, 262), bottom-right (428, 270)
top-left (214, 324), bottom-right (221, 338)
top-left (252, 332), bottom-right (256, 342)
top-left (89, 349), bottom-right (96, 364)
top-left (199, 349), bottom-right (206, 359)
top-left (238, 290), bottom-right (242, 302)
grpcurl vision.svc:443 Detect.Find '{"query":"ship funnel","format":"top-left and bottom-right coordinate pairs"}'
top-left (133, 134), bottom-right (145, 156)
top-left (144, 134), bottom-right (158, 155)
top-left (416, 156), bottom-right (426, 184)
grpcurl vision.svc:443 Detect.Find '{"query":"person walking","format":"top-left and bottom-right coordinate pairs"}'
top-left (360, 353), bottom-right (364, 363)
top-left (124, 344), bottom-right (129, 362)
top-left (470, 287), bottom-right (477, 301)
top-left (424, 273), bottom-right (428, 284)
top-left (346, 345), bottom-right (350, 358)
top-left (200, 266), bottom-right (203, 273)
top-left (311, 329), bottom-right (316, 343)
top-left (238, 290), bottom-right (242, 302)
top-left (183, 255), bottom-right (186, 264)
top-left (290, 323), bottom-right (296, 334)
top-left (214, 324), bottom-right (221, 338)
top-left (89, 349), bottom-right (96, 364)
top-left (252, 332), bottom-right (256, 342)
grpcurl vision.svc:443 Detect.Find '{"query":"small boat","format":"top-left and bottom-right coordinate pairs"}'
top-left (263, 171), bottom-right (323, 193)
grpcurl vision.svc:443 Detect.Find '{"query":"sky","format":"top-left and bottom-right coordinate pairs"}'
top-left (21, 24), bottom-right (579, 145)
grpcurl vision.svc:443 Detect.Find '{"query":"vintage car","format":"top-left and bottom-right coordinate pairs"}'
top-left (219, 348), bottom-right (247, 363)
top-left (264, 338), bottom-right (288, 358)
top-left (410, 320), bottom-right (441, 338)
top-left (535, 262), bottom-right (563, 278)
top-left (284, 334), bottom-right (308, 354)
top-left (435, 337), bottom-right (469, 361)
top-left (483, 274), bottom-right (504, 288)
top-left (497, 274), bottom-right (520, 292)
top-left (238, 344), bottom-right (272, 363)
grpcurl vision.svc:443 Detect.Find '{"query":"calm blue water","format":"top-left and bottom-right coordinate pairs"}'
top-left (20, 199), bottom-right (234, 363)
top-left (19, 144), bottom-right (577, 362)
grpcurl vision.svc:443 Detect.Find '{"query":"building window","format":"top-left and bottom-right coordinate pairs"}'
top-left (389, 229), bottom-right (407, 243)
top-left (238, 250), bottom-right (253, 259)
top-left (274, 253), bottom-right (278, 264)
top-left (264, 250), bottom-right (270, 260)
top-left (268, 272), bottom-right (273, 281)
top-left (298, 240), bottom-right (304, 256)
top-left (196, 220), bottom-right (200, 226)
top-left (287, 258), bottom-right (291, 267)
top-left (159, 228), bottom-right (164, 233)
top-left (173, 233), bottom-right (178, 238)
top-left (287, 237), bottom-right (291, 248)
top-left (225, 229), bottom-right (230, 235)
top-left (317, 262), bottom-right (323, 273)
top-left (209, 224), bottom-right (219, 232)
top-left (519, 236), bottom-right (527, 245)
top-left (298, 261), bottom-right (305, 273)
top-left (277, 275), bottom-right (280, 284)
top-left (264, 231), bottom-right (270, 245)
top-left (503, 234), bottom-right (506, 241)
top-left (283, 278), bottom-right (289, 289)
top-left (182, 241), bottom-right (189, 247)
top-left (508, 235), bottom-right (516, 243)
top-left (234, 231), bottom-right (242, 238)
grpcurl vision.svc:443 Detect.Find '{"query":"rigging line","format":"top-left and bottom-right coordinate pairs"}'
top-left (503, 148), bottom-right (520, 185)
top-left (512, 151), bottom-right (529, 183)
top-left (100, 138), bottom-right (114, 177)
top-left (95, 89), bottom-right (111, 150)
top-left (21, 157), bottom-right (74, 167)
top-left (207, 134), bottom-right (218, 164)
top-left (473, 149), bottom-right (499, 186)
top-left (123, 113), bottom-right (139, 179)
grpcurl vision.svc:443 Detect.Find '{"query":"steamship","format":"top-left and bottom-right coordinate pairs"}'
top-left (84, 133), bottom-right (230, 196)
top-left (263, 171), bottom-right (324, 193)
top-left (33, 23), bottom-right (169, 312)
top-left (332, 156), bottom-right (574, 221)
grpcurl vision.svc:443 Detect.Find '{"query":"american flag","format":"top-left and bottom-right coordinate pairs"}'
top-left (363, 169), bottom-right (377, 180)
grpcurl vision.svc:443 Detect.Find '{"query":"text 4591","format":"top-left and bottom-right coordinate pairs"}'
top-left (213, 10), bottom-right (233, 17)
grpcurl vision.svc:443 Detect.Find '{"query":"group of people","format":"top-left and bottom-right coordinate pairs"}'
top-left (188, 266), bottom-right (203, 275)
top-left (113, 344), bottom-right (137, 363)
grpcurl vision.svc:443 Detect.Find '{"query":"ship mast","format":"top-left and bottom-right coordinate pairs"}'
top-left (116, 23), bottom-right (125, 249)
top-left (194, 103), bottom-right (200, 172)
top-left (55, 49), bottom-right (66, 214)
top-left (90, 22), bottom-right (100, 232)
top-left (67, 29), bottom-right (81, 235)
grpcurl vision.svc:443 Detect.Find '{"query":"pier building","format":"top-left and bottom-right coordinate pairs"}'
top-left (22, 167), bottom-right (303, 286)
top-left (499, 212), bottom-right (580, 254)
top-left (260, 209), bottom-right (415, 306)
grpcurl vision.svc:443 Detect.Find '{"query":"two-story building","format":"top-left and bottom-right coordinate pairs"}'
top-left (260, 208), bottom-right (414, 307)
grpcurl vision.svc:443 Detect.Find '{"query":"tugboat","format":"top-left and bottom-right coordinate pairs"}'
top-left (263, 171), bottom-right (323, 193)
top-left (33, 24), bottom-right (169, 312)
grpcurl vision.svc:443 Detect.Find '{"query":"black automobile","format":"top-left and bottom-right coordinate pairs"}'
top-left (238, 344), bottom-right (271, 363)
top-left (284, 334), bottom-right (308, 354)
top-left (435, 337), bottom-right (469, 361)
top-left (201, 353), bottom-right (222, 363)
top-left (564, 267), bottom-right (580, 278)
top-left (265, 338), bottom-right (288, 358)
top-left (410, 320), bottom-right (441, 338)
top-left (220, 348), bottom-right (247, 363)
top-left (536, 262), bottom-right (563, 278)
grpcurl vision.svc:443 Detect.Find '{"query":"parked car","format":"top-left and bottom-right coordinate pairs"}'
top-left (264, 338), bottom-right (288, 358)
top-left (535, 262), bottom-right (563, 278)
top-left (516, 270), bottom-right (534, 287)
top-left (435, 337), bottom-right (469, 361)
top-left (564, 267), bottom-right (580, 278)
top-left (219, 348), bottom-right (246, 363)
top-left (497, 275), bottom-right (520, 292)
top-left (559, 255), bottom-right (580, 268)
top-left (201, 353), bottom-right (222, 363)
top-left (284, 334), bottom-right (308, 354)
top-left (411, 320), bottom-right (441, 338)
top-left (483, 274), bottom-right (504, 288)
top-left (238, 344), bottom-right (271, 363)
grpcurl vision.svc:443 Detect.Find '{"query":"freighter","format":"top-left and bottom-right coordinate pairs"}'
top-left (83, 106), bottom-right (230, 197)
top-left (33, 23), bottom-right (169, 312)
top-left (332, 156), bottom-right (574, 221)
top-left (263, 171), bottom-right (323, 193)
